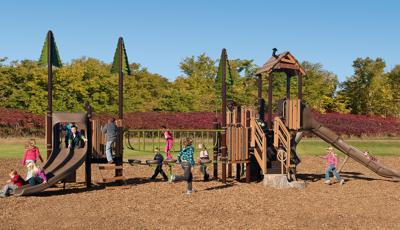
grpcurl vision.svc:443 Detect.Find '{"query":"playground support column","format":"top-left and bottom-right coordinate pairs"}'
top-left (85, 103), bottom-right (93, 188)
top-left (213, 118), bottom-right (219, 179)
top-left (286, 74), bottom-right (291, 100)
top-left (116, 37), bottom-right (124, 177)
top-left (297, 70), bottom-right (302, 101)
top-left (267, 73), bottom-right (273, 130)
top-left (245, 110), bottom-right (251, 183)
top-left (257, 74), bottom-right (264, 121)
top-left (221, 49), bottom-right (227, 183)
top-left (46, 31), bottom-right (53, 159)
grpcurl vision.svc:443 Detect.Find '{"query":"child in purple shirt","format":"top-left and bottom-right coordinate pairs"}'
top-left (321, 147), bottom-right (344, 185)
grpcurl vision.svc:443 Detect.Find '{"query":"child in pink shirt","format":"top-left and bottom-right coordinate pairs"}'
top-left (21, 139), bottom-right (43, 166)
top-left (321, 147), bottom-right (344, 185)
top-left (161, 125), bottom-right (173, 159)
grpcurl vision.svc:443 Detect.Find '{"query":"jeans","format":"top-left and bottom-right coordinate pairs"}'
top-left (199, 165), bottom-right (209, 181)
top-left (1, 183), bottom-right (17, 197)
top-left (325, 165), bottom-right (342, 181)
top-left (28, 176), bottom-right (43, 186)
top-left (105, 140), bottom-right (114, 162)
top-left (151, 165), bottom-right (168, 180)
top-left (181, 162), bottom-right (193, 191)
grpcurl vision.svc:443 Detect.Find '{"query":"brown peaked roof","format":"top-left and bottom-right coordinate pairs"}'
top-left (256, 51), bottom-right (306, 75)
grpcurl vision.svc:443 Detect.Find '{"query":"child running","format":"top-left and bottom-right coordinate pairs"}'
top-left (177, 137), bottom-right (195, 194)
top-left (161, 125), bottom-right (174, 159)
top-left (0, 170), bottom-right (25, 198)
top-left (198, 143), bottom-right (210, 181)
top-left (150, 147), bottom-right (168, 181)
top-left (321, 146), bottom-right (344, 185)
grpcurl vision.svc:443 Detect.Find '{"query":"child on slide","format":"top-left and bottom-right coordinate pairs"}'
top-left (321, 146), bottom-right (344, 185)
top-left (0, 170), bottom-right (25, 198)
top-left (161, 125), bottom-right (173, 160)
top-left (26, 162), bottom-right (47, 186)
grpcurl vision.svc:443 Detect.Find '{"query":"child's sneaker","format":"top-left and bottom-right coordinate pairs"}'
top-left (340, 179), bottom-right (345, 185)
top-left (186, 189), bottom-right (194, 195)
top-left (324, 180), bottom-right (331, 185)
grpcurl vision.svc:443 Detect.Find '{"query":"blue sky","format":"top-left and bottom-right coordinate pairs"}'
top-left (1, 1), bottom-right (399, 81)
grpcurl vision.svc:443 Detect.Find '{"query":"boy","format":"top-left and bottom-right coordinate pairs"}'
top-left (150, 148), bottom-right (168, 181)
top-left (102, 118), bottom-right (118, 164)
top-left (0, 170), bottom-right (25, 198)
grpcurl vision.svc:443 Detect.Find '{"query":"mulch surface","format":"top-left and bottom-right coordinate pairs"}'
top-left (1, 157), bottom-right (400, 229)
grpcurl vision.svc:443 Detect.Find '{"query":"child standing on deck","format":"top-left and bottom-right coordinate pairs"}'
top-left (177, 137), bottom-right (195, 194)
top-left (0, 170), bottom-right (25, 198)
top-left (321, 146), bottom-right (344, 185)
top-left (161, 125), bottom-right (174, 160)
top-left (150, 148), bottom-right (168, 181)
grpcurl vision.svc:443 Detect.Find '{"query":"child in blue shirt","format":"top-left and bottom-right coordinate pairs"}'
top-left (177, 137), bottom-right (195, 194)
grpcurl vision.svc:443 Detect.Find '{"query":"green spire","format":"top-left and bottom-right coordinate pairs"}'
top-left (39, 31), bottom-right (62, 67)
top-left (111, 37), bottom-right (131, 75)
top-left (215, 49), bottom-right (234, 87)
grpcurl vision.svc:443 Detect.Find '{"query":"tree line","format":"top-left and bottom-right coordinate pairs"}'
top-left (0, 54), bottom-right (398, 117)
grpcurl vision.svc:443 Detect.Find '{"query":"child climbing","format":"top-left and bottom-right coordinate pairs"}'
top-left (161, 125), bottom-right (173, 160)
top-left (150, 147), bottom-right (168, 181)
top-left (102, 118), bottom-right (118, 164)
top-left (21, 139), bottom-right (43, 166)
top-left (198, 143), bottom-right (210, 181)
top-left (68, 125), bottom-right (87, 149)
top-left (363, 151), bottom-right (378, 162)
top-left (0, 170), bottom-right (25, 198)
top-left (321, 146), bottom-right (344, 185)
top-left (26, 162), bottom-right (47, 186)
top-left (177, 137), bottom-right (195, 194)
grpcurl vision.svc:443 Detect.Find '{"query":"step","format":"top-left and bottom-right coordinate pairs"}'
top-left (98, 165), bottom-right (124, 170)
top-left (100, 176), bottom-right (126, 183)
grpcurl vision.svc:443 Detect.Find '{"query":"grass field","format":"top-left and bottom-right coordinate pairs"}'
top-left (0, 137), bottom-right (399, 159)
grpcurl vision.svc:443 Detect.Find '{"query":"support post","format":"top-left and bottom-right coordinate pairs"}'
top-left (46, 31), bottom-right (53, 159)
top-left (338, 155), bottom-right (350, 173)
top-left (116, 37), bottom-right (124, 177)
top-left (257, 74), bottom-right (264, 121)
top-left (267, 73), bottom-right (273, 130)
top-left (221, 49), bottom-right (228, 183)
top-left (85, 103), bottom-right (93, 188)
top-left (286, 74), bottom-right (291, 100)
top-left (212, 118), bottom-right (219, 180)
top-left (297, 71), bottom-right (303, 101)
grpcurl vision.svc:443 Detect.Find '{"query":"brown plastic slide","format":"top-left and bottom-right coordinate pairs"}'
top-left (302, 108), bottom-right (400, 180)
top-left (14, 146), bottom-right (87, 196)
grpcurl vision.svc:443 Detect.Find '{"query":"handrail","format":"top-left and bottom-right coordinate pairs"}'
top-left (274, 117), bottom-right (291, 173)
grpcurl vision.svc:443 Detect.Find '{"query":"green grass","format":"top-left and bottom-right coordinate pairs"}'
top-left (0, 137), bottom-right (399, 159)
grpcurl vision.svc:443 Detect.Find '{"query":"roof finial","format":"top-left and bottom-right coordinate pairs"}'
top-left (272, 48), bottom-right (278, 58)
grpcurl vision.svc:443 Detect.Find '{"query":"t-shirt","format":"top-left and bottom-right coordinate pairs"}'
top-left (11, 174), bottom-right (25, 187)
top-left (199, 150), bottom-right (209, 159)
top-left (102, 123), bottom-right (118, 141)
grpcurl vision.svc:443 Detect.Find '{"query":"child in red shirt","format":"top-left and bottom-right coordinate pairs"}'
top-left (0, 170), bottom-right (25, 197)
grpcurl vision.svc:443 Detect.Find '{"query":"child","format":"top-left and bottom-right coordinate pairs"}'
top-left (21, 139), bottom-right (43, 166)
top-left (26, 162), bottom-right (47, 186)
top-left (102, 118), bottom-right (118, 164)
top-left (177, 137), bottom-right (195, 194)
top-left (68, 125), bottom-right (88, 149)
top-left (161, 125), bottom-right (173, 160)
top-left (0, 170), bottom-right (25, 198)
top-left (321, 146), bottom-right (344, 185)
top-left (150, 147), bottom-right (168, 181)
top-left (198, 143), bottom-right (210, 181)
top-left (363, 151), bottom-right (378, 162)
top-left (63, 123), bottom-right (73, 148)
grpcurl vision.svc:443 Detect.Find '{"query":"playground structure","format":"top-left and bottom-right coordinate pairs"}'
top-left (16, 30), bottom-right (400, 195)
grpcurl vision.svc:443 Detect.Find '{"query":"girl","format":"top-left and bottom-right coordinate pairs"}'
top-left (177, 137), bottom-right (195, 194)
top-left (21, 139), bottom-right (43, 166)
top-left (26, 162), bottom-right (47, 186)
top-left (321, 146), bottom-right (344, 185)
top-left (161, 125), bottom-right (174, 159)
top-left (198, 143), bottom-right (210, 181)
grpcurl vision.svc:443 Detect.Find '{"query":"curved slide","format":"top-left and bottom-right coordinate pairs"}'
top-left (14, 145), bottom-right (87, 196)
top-left (302, 108), bottom-right (400, 180)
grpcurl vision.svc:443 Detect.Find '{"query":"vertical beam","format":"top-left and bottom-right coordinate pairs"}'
top-left (267, 73), bottom-right (273, 130)
top-left (212, 118), bottom-right (219, 179)
top-left (46, 31), bottom-right (53, 159)
top-left (298, 71), bottom-right (303, 101)
top-left (116, 37), bottom-right (124, 177)
top-left (257, 74), bottom-right (264, 121)
top-left (85, 103), bottom-right (92, 188)
top-left (286, 73), bottom-right (291, 100)
top-left (221, 48), bottom-right (228, 183)
top-left (245, 110), bottom-right (251, 183)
